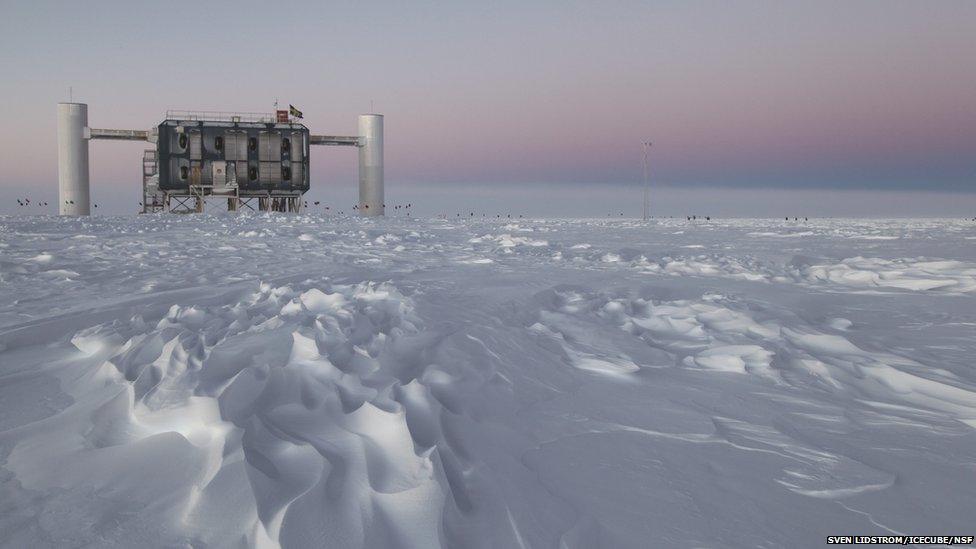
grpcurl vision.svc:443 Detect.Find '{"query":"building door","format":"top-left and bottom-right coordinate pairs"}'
top-left (225, 162), bottom-right (237, 188)
top-left (212, 161), bottom-right (227, 188)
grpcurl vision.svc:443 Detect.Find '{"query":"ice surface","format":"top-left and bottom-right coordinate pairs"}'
top-left (1, 214), bottom-right (975, 548)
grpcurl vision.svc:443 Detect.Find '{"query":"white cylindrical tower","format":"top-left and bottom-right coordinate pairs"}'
top-left (358, 114), bottom-right (384, 217)
top-left (57, 103), bottom-right (91, 216)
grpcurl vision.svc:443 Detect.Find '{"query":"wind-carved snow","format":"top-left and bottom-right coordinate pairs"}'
top-left (789, 256), bottom-right (976, 293)
top-left (1, 214), bottom-right (975, 548)
top-left (530, 287), bottom-right (976, 421)
top-left (4, 281), bottom-right (452, 547)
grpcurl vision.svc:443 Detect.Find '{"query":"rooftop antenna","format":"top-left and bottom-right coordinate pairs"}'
top-left (642, 140), bottom-right (652, 221)
top-left (69, 86), bottom-right (72, 102)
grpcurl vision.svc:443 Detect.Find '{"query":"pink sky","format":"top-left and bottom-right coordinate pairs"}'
top-left (0, 1), bottom-right (973, 215)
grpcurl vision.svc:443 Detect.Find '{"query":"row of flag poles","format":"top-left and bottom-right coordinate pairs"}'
top-left (274, 99), bottom-right (303, 122)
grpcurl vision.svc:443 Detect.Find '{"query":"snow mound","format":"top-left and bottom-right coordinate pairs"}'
top-left (790, 256), bottom-right (976, 293)
top-left (3, 281), bottom-right (454, 547)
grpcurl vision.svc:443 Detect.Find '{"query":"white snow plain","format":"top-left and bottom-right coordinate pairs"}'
top-left (1, 214), bottom-right (975, 548)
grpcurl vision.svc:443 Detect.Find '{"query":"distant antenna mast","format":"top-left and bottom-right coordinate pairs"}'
top-left (642, 141), bottom-right (652, 221)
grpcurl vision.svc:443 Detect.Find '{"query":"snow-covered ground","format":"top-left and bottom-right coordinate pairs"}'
top-left (2, 214), bottom-right (975, 548)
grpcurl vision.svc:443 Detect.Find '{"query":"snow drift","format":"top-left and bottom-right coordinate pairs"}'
top-left (2, 215), bottom-right (975, 548)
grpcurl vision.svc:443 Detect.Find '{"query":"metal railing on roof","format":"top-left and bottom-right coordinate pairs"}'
top-left (165, 110), bottom-right (276, 123)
